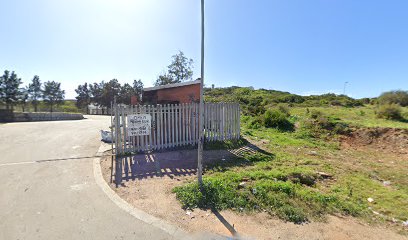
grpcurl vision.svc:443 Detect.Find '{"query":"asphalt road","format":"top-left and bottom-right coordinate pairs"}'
top-left (0, 115), bottom-right (175, 240)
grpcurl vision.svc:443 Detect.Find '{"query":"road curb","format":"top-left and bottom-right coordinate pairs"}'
top-left (92, 144), bottom-right (190, 240)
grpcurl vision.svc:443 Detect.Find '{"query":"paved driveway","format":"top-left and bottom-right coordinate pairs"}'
top-left (0, 115), bottom-right (174, 240)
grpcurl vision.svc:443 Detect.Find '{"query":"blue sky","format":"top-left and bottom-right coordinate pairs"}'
top-left (1, 0), bottom-right (407, 99)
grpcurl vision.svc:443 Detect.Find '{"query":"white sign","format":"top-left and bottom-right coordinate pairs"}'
top-left (127, 114), bottom-right (151, 136)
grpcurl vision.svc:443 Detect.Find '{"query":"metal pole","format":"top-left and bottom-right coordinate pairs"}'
top-left (343, 81), bottom-right (348, 95)
top-left (110, 101), bottom-right (114, 183)
top-left (197, 0), bottom-right (205, 186)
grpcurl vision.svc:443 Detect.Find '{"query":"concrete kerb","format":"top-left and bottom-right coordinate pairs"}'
top-left (92, 143), bottom-right (190, 240)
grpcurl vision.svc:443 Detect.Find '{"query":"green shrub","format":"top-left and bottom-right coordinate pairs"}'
top-left (309, 110), bottom-right (324, 119)
top-left (376, 103), bottom-right (403, 120)
top-left (277, 104), bottom-right (290, 117)
top-left (378, 90), bottom-right (408, 107)
top-left (358, 110), bottom-right (365, 116)
top-left (263, 109), bottom-right (294, 131)
top-left (248, 116), bottom-right (263, 129)
top-left (300, 111), bottom-right (349, 137)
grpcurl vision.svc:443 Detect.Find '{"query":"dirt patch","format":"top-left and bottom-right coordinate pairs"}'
top-left (99, 148), bottom-right (407, 240)
top-left (341, 128), bottom-right (408, 155)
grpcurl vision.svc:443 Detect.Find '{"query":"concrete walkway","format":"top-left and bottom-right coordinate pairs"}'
top-left (0, 116), bottom-right (177, 240)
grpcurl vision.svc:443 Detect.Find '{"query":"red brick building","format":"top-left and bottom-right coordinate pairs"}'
top-left (142, 80), bottom-right (201, 105)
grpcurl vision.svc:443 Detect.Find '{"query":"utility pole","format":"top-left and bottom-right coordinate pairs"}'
top-left (197, 0), bottom-right (205, 186)
top-left (343, 81), bottom-right (348, 95)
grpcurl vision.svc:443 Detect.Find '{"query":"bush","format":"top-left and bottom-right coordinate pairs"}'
top-left (378, 90), bottom-right (408, 107)
top-left (376, 103), bottom-right (403, 120)
top-left (309, 110), bottom-right (324, 119)
top-left (248, 116), bottom-right (263, 129)
top-left (263, 109), bottom-right (294, 131)
top-left (277, 104), bottom-right (290, 117)
top-left (300, 112), bottom-right (350, 137)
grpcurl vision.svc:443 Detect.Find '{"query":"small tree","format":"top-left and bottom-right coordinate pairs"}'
top-left (0, 70), bottom-right (22, 110)
top-left (28, 75), bottom-right (42, 112)
top-left (155, 51), bottom-right (194, 86)
top-left (42, 81), bottom-right (65, 112)
top-left (75, 82), bottom-right (92, 113)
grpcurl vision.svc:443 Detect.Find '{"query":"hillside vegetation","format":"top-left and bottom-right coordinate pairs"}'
top-left (174, 87), bottom-right (408, 232)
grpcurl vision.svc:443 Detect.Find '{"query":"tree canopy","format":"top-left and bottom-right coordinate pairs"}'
top-left (155, 51), bottom-right (194, 86)
top-left (0, 70), bottom-right (22, 109)
top-left (75, 82), bottom-right (92, 111)
top-left (378, 90), bottom-right (408, 107)
top-left (28, 75), bottom-right (42, 112)
top-left (42, 81), bottom-right (65, 112)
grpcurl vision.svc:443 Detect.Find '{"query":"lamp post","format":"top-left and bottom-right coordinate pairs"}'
top-left (343, 81), bottom-right (348, 96)
top-left (197, 0), bottom-right (204, 186)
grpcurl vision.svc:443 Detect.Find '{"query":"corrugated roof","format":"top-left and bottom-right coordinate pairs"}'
top-left (144, 79), bottom-right (201, 92)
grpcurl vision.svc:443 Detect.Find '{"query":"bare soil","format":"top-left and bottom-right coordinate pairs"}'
top-left (100, 146), bottom-right (407, 240)
top-left (341, 127), bottom-right (408, 156)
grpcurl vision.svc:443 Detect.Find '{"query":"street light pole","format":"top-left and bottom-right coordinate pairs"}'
top-left (343, 81), bottom-right (348, 95)
top-left (197, 0), bottom-right (204, 186)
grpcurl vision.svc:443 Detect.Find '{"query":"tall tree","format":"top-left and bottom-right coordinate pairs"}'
top-left (75, 82), bottom-right (92, 113)
top-left (155, 51), bottom-right (194, 86)
top-left (0, 70), bottom-right (22, 110)
top-left (28, 75), bottom-right (42, 112)
top-left (133, 79), bottom-right (144, 101)
top-left (118, 83), bottom-right (133, 105)
top-left (18, 87), bottom-right (29, 112)
top-left (42, 81), bottom-right (65, 112)
top-left (100, 79), bottom-right (121, 108)
top-left (155, 73), bottom-right (174, 86)
top-left (0, 72), bottom-right (3, 102)
top-left (89, 81), bottom-right (104, 107)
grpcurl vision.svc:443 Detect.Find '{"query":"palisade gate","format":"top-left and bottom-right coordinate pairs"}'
top-left (111, 102), bottom-right (240, 184)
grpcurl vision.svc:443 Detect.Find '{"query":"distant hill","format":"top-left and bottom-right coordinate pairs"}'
top-left (204, 86), bottom-right (371, 116)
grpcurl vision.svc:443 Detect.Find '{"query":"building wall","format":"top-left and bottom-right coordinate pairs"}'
top-left (157, 84), bottom-right (200, 104)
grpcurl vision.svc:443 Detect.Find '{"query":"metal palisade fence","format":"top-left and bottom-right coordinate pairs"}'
top-left (112, 102), bottom-right (240, 155)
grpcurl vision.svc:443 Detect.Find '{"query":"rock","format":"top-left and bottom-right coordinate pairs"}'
top-left (186, 210), bottom-right (192, 216)
top-left (367, 197), bottom-right (374, 203)
top-left (309, 151), bottom-right (318, 156)
top-left (317, 171), bottom-right (333, 179)
top-left (403, 220), bottom-right (408, 228)
top-left (383, 181), bottom-right (391, 186)
top-left (238, 182), bottom-right (247, 188)
top-left (252, 188), bottom-right (257, 194)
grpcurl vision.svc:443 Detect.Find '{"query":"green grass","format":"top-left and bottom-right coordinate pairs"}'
top-left (291, 105), bottom-right (408, 129)
top-left (174, 152), bottom-right (364, 224)
top-left (174, 105), bottom-right (408, 227)
top-left (332, 174), bottom-right (408, 221)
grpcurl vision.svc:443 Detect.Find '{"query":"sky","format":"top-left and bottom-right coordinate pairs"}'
top-left (1, 0), bottom-right (408, 99)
